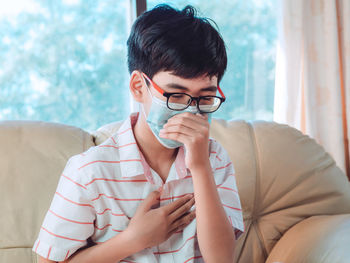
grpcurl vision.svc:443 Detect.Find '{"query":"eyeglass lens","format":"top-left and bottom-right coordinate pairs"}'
top-left (167, 94), bottom-right (221, 112)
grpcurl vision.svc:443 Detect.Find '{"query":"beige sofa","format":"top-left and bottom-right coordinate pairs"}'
top-left (1, 119), bottom-right (350, 263)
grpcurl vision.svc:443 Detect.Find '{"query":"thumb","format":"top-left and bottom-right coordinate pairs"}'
top-left (134, 191), bottom-right (161, 216)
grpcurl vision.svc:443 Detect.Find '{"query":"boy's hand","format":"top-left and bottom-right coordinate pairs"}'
top-left (125, 191), bottom-right (196, 250)
top-left (159, 112), bottom-right (210, 170)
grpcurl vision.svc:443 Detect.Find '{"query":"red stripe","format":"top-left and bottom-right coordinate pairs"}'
top-left (35, 240), bottom-right (40, 253)
top-left (210, 151), bottom-right (222, 161)
top-left (85, 178), bottom-right (147, 186)
top-left (62, 174), bottom-right (87, 190)
top-left (91, 193), bottom-right (144, 202)
top-left (95, 224), bottom-right (112, 231)
top-left (184, 256), bottom-right (203, 263)
top-left (78, 159), bottom-right (141, 170)
top-left (64, 250), bottom-right (70, 260)
top-left (99, 142), bottom-right (136, 150)
top-left (154, 235), bottom-right (196, 255)
top-left (159, 193), bottom-right (194, 202)
top-left (41, 227), bottom-right (85, 242)
top-left (96, 208), bottom-right (112, 215)
top-left (47, 246), bottom-right (52, 259)
top-left (113, 212), bottom-right (131, 219)
top-left (217, 186), bottom-right (238, 193)
top-left (55, 192), bottom-right (94, 209)
top-left (111, 137), bottom-right (117, 144)
top-left (49, 209), bottom-right (94, 225)
top-left (96, 208), bottom-right (129, 218)
top-left (222, 203), bottom-right (241, 211)
top-left (112, 228), bottom-right (123, 233)
top-left (118, 127), bottom-right (132, 135)
top-left (215, 162), bottom-right (232, 171)
top-left (92, 192), bottom-right (194, 203)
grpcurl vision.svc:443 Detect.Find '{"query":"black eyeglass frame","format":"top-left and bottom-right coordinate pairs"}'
top-left (162, 92), bottom-right (226, 113)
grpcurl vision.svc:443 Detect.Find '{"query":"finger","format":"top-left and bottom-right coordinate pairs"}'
top-left (167, 224), bottom-right (185, 237)
top-left (167, 112), bottom-right (208, 126)
top-left (169, 210), bottom-right (196, 233)
top-left (159, 131), bottom-right (192, 145)
top-left (161, 123), bottom-right (207, 141)
top-left (196, 113), bottom-right (209, 120)
top-left (160, 123), bottom-right (195, 137)
top-left (168, 197), bottom-right (195, 223)
top-left (165, 115), bottom-right (209, 134)
top-left (168, 223), bottom-right (187, 237)
top-left (134, 191), bottom-right (161, 216)
top-left (167, 115), bottom-right (207, 128)
top-left (162, 194), bottom-right (193, 215)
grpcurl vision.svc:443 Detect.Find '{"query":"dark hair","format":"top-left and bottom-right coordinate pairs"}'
top-left (127, 4), bottom-right (227, 83)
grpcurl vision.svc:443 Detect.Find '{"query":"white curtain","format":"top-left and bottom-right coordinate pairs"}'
top-left (274, 0), bottom-right (350, 178)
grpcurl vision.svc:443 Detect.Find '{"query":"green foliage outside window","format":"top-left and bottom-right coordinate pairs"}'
top-left (0, 0), bottom-right (129, 132)
top-left (0, 0), bottom-right (276, 132)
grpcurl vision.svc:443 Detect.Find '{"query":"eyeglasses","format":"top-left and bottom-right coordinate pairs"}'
top-left (142, 73), bottom-right (226, 113)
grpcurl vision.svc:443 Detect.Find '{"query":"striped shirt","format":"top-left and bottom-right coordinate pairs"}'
top-left (33, 113), bottom-right (244, 262)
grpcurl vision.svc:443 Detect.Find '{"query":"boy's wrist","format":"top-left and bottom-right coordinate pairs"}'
top-left (121, 228), bottom-right (148, 253)
top-left (188, 160), bottom-right (212, 175)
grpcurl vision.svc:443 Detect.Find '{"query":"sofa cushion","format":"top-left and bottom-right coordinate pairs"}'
top-left (0, 121), bottom-right (95, 262)
top-left (266, 214), bottom-right (350, 263)
top-left (211, 119), bottom-right (350, 262)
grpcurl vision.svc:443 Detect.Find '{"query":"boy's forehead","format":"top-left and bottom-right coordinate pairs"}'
top-left (153, 71), bottom-right (218, 89)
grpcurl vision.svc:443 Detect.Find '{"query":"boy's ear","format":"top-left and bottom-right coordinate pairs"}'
top-left (129, 70), bottom-right (146, 103)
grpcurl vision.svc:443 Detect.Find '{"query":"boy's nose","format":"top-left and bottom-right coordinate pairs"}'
top-left (189, 99), bottom-right (197, 106)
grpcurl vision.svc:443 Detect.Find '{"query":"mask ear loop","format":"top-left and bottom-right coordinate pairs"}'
top-left (140, 73), bottom-right (153, 119)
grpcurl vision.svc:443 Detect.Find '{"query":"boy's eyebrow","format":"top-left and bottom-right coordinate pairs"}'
top-left (165, 83), bottom-right (217, 92)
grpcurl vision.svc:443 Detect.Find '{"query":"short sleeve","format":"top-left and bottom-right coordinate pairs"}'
top-left (209, 139), bottom-right (245, 238)
top-left (32, 156), bottom-right (96, 261)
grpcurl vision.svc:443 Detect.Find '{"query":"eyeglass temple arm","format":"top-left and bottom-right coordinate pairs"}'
top-left (217, 85), bottom-right (226, 99)
top-left (141, 72), bottom-right (165, 95)
top-left (143, 72), bottom-right (226, 99)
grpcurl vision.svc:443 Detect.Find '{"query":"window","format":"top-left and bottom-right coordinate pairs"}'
top-left (0, 0), bottom-right (277, 131)
top-left (0, 0), bottom-right (130, 132)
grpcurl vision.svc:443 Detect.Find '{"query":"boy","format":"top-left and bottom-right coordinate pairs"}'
top-left (33, 4), bottom-right (244, 263)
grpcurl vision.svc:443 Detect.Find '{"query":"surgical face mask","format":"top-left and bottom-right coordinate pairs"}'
top-left (142, 85), bottom-right (212, 149)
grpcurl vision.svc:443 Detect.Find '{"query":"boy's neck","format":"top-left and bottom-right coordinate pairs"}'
top-left (132, 112), bottom-right (178, 181)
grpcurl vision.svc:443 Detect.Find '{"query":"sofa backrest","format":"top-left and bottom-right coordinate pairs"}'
top-left (0, 121), bottom-right (95, 262)
top-left (210, 119), bottom-right (350, 262)
top-left (1, 119), bottom-right (350, 263)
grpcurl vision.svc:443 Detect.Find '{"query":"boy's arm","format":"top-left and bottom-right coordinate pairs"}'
top-left (160, 112), bottom-right (236, 262)
top-left (191, 163), bottom-right (236, 263)
top-left (38, 229), bottom-right (143, 263)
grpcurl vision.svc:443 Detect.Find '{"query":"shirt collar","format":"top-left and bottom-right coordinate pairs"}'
top-left (114, 112), bottom-right (188, 183)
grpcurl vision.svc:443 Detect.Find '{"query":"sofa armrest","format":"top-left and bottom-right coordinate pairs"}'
top-left (266, 214), bottom-right (350, 263)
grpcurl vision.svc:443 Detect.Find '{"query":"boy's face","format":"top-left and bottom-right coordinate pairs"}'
top-left (142, 71), bottom-right (218, 115)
